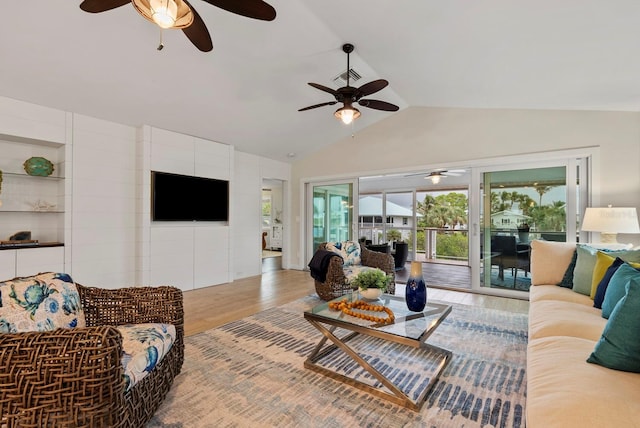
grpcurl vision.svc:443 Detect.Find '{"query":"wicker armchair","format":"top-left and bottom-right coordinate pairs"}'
top-left (0, 283), bottom-right (184, 428)
top-left (313, 242), bottom-right (395, 301)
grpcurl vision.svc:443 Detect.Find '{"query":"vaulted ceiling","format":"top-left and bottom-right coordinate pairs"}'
top-left (2, 1), bottom-right (639, 162)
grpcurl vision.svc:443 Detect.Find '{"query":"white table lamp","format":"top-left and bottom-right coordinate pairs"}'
top-left (581, 206), bottom-right (640, 244)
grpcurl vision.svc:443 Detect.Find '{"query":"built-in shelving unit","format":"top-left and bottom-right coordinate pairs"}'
top-left (0, 137), bottom-right (66, 251)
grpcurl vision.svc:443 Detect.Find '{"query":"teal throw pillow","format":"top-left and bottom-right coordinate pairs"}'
top-left (572, 246), bottom-right (640, 296)
top-left (601, 262), bottom-right (640, 319)
top-left (557, 249), bottom-right (577, 288)
top-left (588, 277), bottom-right (640, 372)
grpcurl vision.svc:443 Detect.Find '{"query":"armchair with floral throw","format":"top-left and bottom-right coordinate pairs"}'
top-left (310, 241), bottom-right (395, 301)
top-left (0, 272), bottom-right (183, 427)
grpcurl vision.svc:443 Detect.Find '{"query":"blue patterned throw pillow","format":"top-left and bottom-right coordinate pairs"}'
top-left (325, 241), bottom-right (361, 267)
top-left (0, 272), bottom-right (86, 333)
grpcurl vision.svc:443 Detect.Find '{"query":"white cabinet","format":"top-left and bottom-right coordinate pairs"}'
top-left (0, 250), bottom-right (16, 280)
top-left (0, 246), bottom-right (65, 280)
top-left (149, 225), bottom-right (229, 291)
top-left (271, 225), bottom-right (282, 250)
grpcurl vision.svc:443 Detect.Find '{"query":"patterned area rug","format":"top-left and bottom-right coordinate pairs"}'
top-left (490, 273), bottom-right (531, 292)
top-left (148, 296), bottom-right (528, 428)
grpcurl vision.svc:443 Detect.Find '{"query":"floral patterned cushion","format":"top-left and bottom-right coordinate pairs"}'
top-left (0, 272), bottom-right (86, 333)
top-left (343, 265), bottom-right (380, 284)
top-left (326, 241), bottom-right (361, 267)
top-left (119, 323), bottom-right (176, 391)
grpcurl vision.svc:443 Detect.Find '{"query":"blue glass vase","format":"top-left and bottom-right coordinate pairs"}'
top-left (406, 261), bottom-right (427, 312)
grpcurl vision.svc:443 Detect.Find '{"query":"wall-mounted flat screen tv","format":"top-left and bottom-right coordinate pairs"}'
top-left (152, 171), bottom-right (229, 222)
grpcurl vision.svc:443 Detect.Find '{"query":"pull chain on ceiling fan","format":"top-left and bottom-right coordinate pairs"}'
top-left (79, 0), bottom-right (276, 52)
top-left (298, 43), bottom-right (400, 125)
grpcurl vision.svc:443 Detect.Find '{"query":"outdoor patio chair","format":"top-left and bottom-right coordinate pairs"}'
top-left (492, 235), bottom-right (530, 286)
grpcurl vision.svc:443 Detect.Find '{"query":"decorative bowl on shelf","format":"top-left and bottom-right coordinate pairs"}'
top-left (23, 157), bottom-right (55, 177)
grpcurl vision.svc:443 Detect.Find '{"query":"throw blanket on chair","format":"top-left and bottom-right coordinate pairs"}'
top-left (308, 250), bottom-right (341, 282)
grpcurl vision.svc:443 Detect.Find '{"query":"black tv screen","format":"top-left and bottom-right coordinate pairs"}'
top-left (152, 171), bottom-right (229, 221)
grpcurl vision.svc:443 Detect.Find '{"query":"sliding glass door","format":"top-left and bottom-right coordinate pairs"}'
top-left (307, 180), bottom-right (357, 261)
top-left (471, 158), bottom-right (585, 296)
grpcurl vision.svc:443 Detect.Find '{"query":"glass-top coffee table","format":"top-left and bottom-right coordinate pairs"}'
top-left (303, 293), bottom-right (452, 411)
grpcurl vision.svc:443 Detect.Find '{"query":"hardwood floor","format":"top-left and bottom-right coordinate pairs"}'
top-left (183, 269), bottom-right (529, 337)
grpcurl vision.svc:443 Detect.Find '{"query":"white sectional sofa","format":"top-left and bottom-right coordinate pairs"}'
top-left (527, 240), bottom-right (640, 428)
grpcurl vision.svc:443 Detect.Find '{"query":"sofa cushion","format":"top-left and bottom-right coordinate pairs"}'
top-left (529, 299), bottom-right (606, 341)
top-left (588, 277), bottom-right (640, 372)
top-left (119, 323), bottom-right (177, 391)
top-left (601, 262), bottom-right (640, 318)
top-left (530, 240), bottom-right (576, 286)
top-left (527, 336), bottom-right (640, 428)
top-left (529, 284), bottom-right (593, 305)
top-left (0, 272), bottom-right (86, 333)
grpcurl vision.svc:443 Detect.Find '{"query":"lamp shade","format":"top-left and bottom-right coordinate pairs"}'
top-left (582, 207), bottom-right (640, 234)
top-left (582, 207), bottom-right (640, 243)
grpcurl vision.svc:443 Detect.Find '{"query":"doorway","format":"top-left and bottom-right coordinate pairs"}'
top-left (262, 179), bottom-right (284, 272)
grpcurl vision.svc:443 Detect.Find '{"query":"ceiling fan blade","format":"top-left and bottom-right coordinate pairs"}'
top-left (201, 0), bottom-right (276, 21)
top-left (298, 101), bottom-right (338, 112)
top-left (182, 1), bottom-right (213, 52)
top-left (80, 0), bottom-right (130, 13)
top-left (307, 82), bottom-right (339, 97)
top-left (357, 79), bottom-right (388, 97)
top-left (358, 99), bottom-right (399, 112)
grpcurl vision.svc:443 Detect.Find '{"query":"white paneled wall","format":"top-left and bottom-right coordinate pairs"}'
top-left (71, 114), bottom-right (138, 287)
top-left (0, 96), bottom-right (291, 288)
top-left (233, 153), bottom-right (291, 278)
top-left (139, 126), bottom-right (232, 291)
top-left (233, 152), bottom-right (262, 278)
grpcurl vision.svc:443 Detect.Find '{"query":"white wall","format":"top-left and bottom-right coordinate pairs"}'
top-left (234, 152), bottom-right (262, 278)
top-left (233, 153), bottom-right (291, 278)
top-left (291, 107), bottom-right (640, 268)
top-left (0, 96), bottom-right (289, 288)
top-left (71, 114), bottom-right (138, 287)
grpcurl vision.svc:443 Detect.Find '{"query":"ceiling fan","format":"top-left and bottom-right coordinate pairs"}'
top-left (406, 169), bottom-right (466, 184)
top-left (79, 0), bottom-right (276, 52)
top-left (298, 43), bottom-right (399, 125)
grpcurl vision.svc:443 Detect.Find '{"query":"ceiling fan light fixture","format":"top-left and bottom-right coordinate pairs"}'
top-left (150, 0), bottom-right (178, 28)
top-left (426, 173), bottom-right (442, 184)
top-left (334, 106), bottom-right (361, 125)
top-left (132, 0), bottom-right (194, 29)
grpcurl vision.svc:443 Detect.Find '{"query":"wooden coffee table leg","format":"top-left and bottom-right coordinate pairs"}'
top-left (304, 319), bottom-right (451, 411)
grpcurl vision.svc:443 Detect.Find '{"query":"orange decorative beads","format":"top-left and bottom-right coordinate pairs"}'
top-left (328, 298), bottom-right (395, 325)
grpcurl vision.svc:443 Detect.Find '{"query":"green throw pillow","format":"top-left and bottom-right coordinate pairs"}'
top-left (601, 262), bottom-right (640, 319)
top-left (572, 246), bottom-right (640, 296)
top-left (588, 277), bottom-right (640, 372)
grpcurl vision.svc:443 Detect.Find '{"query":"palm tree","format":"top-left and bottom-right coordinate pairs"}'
top-left (534, 185), bottom-right (554, 206)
